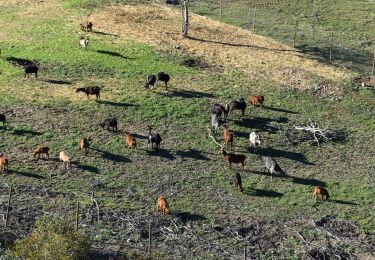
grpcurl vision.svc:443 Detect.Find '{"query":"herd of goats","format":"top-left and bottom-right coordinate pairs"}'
top-left (0, 21), bottom-right (330, 216)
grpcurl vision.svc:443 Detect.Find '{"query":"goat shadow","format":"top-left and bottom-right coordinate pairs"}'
top-left (233, 117), bottom-right (279, 133)
top-left (6, 57), bottom-right (36, 67)
top-left (146, 149), bottom-right (176, 160)
top-left (96, 50), bottom-right (131, 59)
top-left (12, 129), bottom-right (43, 136)
top-left (249, 170), bottom-right (325, 187)
top-left (330, 199), bottom-right (358, 206)
top-left (157, 89), bottom-right (214, 99)
top-left (97, 100), bottom-right (138, 108)
top-left (91, 148), bottom-right (132, 163)
top-left (93, 31), bottom-right (120, 37)
top-left (263, 105), bottom-right (299, 114)
top-left (71, 162), bottom-right (99, 174)
top-left (175, 149), bottom-right (209, 161)
top-left (174, 212), bottom-right (207, 224)
top-left (244, 187), bottom-right (284, 198)
top-left (9, 169), bottom-right (46, 179)
top-left (253, 147), bottom-right (314, 165)
top-left (132, 133), bottom-right (148, 140)
top-left (45, 79), bottom-right (72, 85)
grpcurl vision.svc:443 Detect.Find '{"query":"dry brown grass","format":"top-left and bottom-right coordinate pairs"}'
top-left (91, 4), bottom-right (351, 89)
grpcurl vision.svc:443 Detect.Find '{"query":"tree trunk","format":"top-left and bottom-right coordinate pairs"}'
top-left (181, 0), bottom-right (189, 38)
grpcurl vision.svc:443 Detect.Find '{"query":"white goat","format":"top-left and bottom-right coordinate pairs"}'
top-left (249, 131), bottom-right (262, 148)
top-left (59, 151), bottom-right (70, 169)
top-left (79, 37), bottom-right (89, 50)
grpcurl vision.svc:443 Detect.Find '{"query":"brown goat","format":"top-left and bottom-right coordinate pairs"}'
top-left (81, 21), bottom-right (93, 32)
top-left (220, 149), bottom-right (246, 169)
top-left (312, 186), bottom-right (329, 202)
top-left (0, 155), bottom-right (9, 173)
top-left (80, 137), bottom-right (90, 154)
top-left (156, 195), bottom-right (170, 215)
top-left (223, 124), bottom-right (234, 149)
top-left (124, 131), bottom-right (137, 151)
top-left (76, 86), bottom-right (100, 100)
top-left (249, 95), bottom-right (264, 107)
top-left (33, 146), bottom-right (50, 160)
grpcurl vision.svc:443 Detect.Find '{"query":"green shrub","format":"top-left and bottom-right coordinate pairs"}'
top-left (8, 216), bottom-right (90, 260)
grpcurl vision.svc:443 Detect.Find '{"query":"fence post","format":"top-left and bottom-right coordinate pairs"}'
top-left (293, 19), bottom-right (298, 47)
top-left (329, 32), bottom-right (334, 61)
top-left (75, 201), bottom-right (79, 231)
top-left (148, 221), bottom-right (152, 258)
top-left (252, 6), bottom-right (257, 32)
top-left (5, 186), bottom-right (12, 227)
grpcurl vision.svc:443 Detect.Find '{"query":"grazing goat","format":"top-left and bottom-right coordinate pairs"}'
top-left (79, 37), bottom-right (89, 50)
top-left (249, 132), bottom-right (262, 148)
top-left (211, 114), bottom-right (220, 134)
top-left (223, 124), bottom-right (234, 149)
top-left (212, 103), bottom-right (228, 119)
top-left (312, 186), bottom-right (329, 202)
top-left (220, 149), bottom-right (246, 169)
top-left (100, 118), bottom-right (118, 132)
top-left (59, 151), bottom-right (70, 169)
top-left (234, 170), bottom-right (243, 193)
top-left (148, 126), bottom-right (162, 150)
top-left (144, 74), bottom-right (156, 89)
top-left (125, 131), bottom-right (137, 151)
top-left (81, 21), bottom-right (93, 32)
top-left (156, 195), bottom-right (170, 215)
top-left (0, 114), bottom-right (6, 126)
top-left (263, 156), bottom-right (285, 179)
top-left (33, 146), bottom-right (50, 160)
top-left (249, 95), bottom-right (264, 107)
top-left (157, 72), bottom-right (170, 90)
top-left (24, 65), bottom-right (39, 78)
top-left (80, 137), bottom-right (90, 154)
top-left (0, 155), bottom-right (9, 173)
top-left (228, 98), bottom-right (247, 117)
top-left (76, 86), bottom-right (101, 100)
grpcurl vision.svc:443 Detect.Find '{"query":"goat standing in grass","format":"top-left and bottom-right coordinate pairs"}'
top-left (262, 156), bottom-right (285, 179)
top-left (33, 146), bottom-right (50, 160)
top-left (125, 131), bottom-right (137, 151)
top-left (0, 154), bottom-right (9, 173)
top-left (157, 72), bottom-right (170, 90)
top-left (249, 95), bottom-right (264, 107)
top-left (312, 186), bottom-right (329, 202)
top-left (80, 137), bottom-right (90, 154)
top-left (100, 118), bottom-right (118, 132)
top-left (59, 151), bottom-right (70, 169)
top-left (148, 126), bottom-right (162, 150)
top-left (0, 114), bottom-right (6, 126)
top-left (228, 98), bottom-right (247, 117)
top-left (220, 149), bottom-right (246, 169)
top-left (212, 103), bottom-right (228, 119)
top-left (156, 195), bottom-right (170, 215)
top-left (79, 37), bottom-right (89, 50)
top-left (234, 170), bottom-right (243, 193)
top-left (144, 74), bottom-right (156, 90)
top-left (76, 86), bottom-right (101, 100)
top-left (249, 131), bottom-right (263, 152)
top-left (24, 65), bottom-right (39, 78)
top-left (81, 21), bottom-right (93, 32)
top-left (223, 124), bottom-right (234, 150)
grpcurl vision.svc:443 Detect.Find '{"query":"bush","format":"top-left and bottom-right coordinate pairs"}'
top-left (7, 216), bottom-right (90, 259)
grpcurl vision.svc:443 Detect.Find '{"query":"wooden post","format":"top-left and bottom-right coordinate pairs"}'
top-left (75, 201), bottom-right (79, 231)
top-left (243, 247), bottom-right (247, 260)
top-left (5, 186), bottom-right (12, 227)
top-left (329, 32), bottom-right (333, 61)
top-left (293, 19), bottom-right (298, 47)
top-left (219, 0), bottom-right (222, 18)
top-left (181, 0), bottom-right (190, 38)
top-left (372, 50), bottom-right (375, 75)
top-left (253, 6), bottom-right (257, 32)
top-left (148, 221), bottom-right (152, 258)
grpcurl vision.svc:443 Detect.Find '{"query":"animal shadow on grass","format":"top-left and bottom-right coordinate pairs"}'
top-left (146, 149), bottom-right (176, 160)
top-left (44, 79), bottom-right (72, 85)
top-left (97, 100), bottom-right (138, 108)
top-left (71, 162), bottom-right (99, 174)
top-left (156, 90), bottom-right (214, 99)
top-left (92, 148), bottom-right (132, 163)
top-left (263, 105), bottom-right (299, 114)
top-left (250, 170), bottom-right (326, 187)
top-left (6, 57), bottom-right (35, 67)
top-left (255, 147), bottom-right (314, 166)
top-left (234, 117), bottom-right (279, 133)
top-left (175, 149), bottom-right (209, 161)
top-left (244, 187), bottom-right (284, 198)
top-left (175, 212), bottom-right (207, 224)
top-left (93, 31), bottom-right (120, 37)
top-left (96, 50), bottom-right (130, 59)
top-left (330, 199), bottom-right (358, 206)
top-left (12, 129), bottom-right (43, 136)
top-left (10, 169), bottom-right (46, 179)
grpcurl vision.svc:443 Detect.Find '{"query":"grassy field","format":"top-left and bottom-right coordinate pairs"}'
top-left (0, 0), bottom-right (374, 259)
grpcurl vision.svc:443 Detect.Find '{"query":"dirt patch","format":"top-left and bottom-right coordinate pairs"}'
top-left (353, 75), bottom-right (375, 88)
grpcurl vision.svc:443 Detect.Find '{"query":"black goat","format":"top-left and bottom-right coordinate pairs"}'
top-left (148, 126), bottom-right (162, 150)
top-left (76, 86), bottom-right (101, 100)
top-left (24, 65), bottom-right (39, 78)
top-left (100, 118), bottom-right (118, 132)
top-left (212, 103), bottom-right (228, 119)
top-left (228, 98), bottom-right (247, 117)
top-left (0, 114), bottom-right (6, 126)
top-left (234, 170), bottom-right (243, 193)
top-left (144, 74), bottom-right (156, 89)
top-left (157, 72), bottom-right (170, 90)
